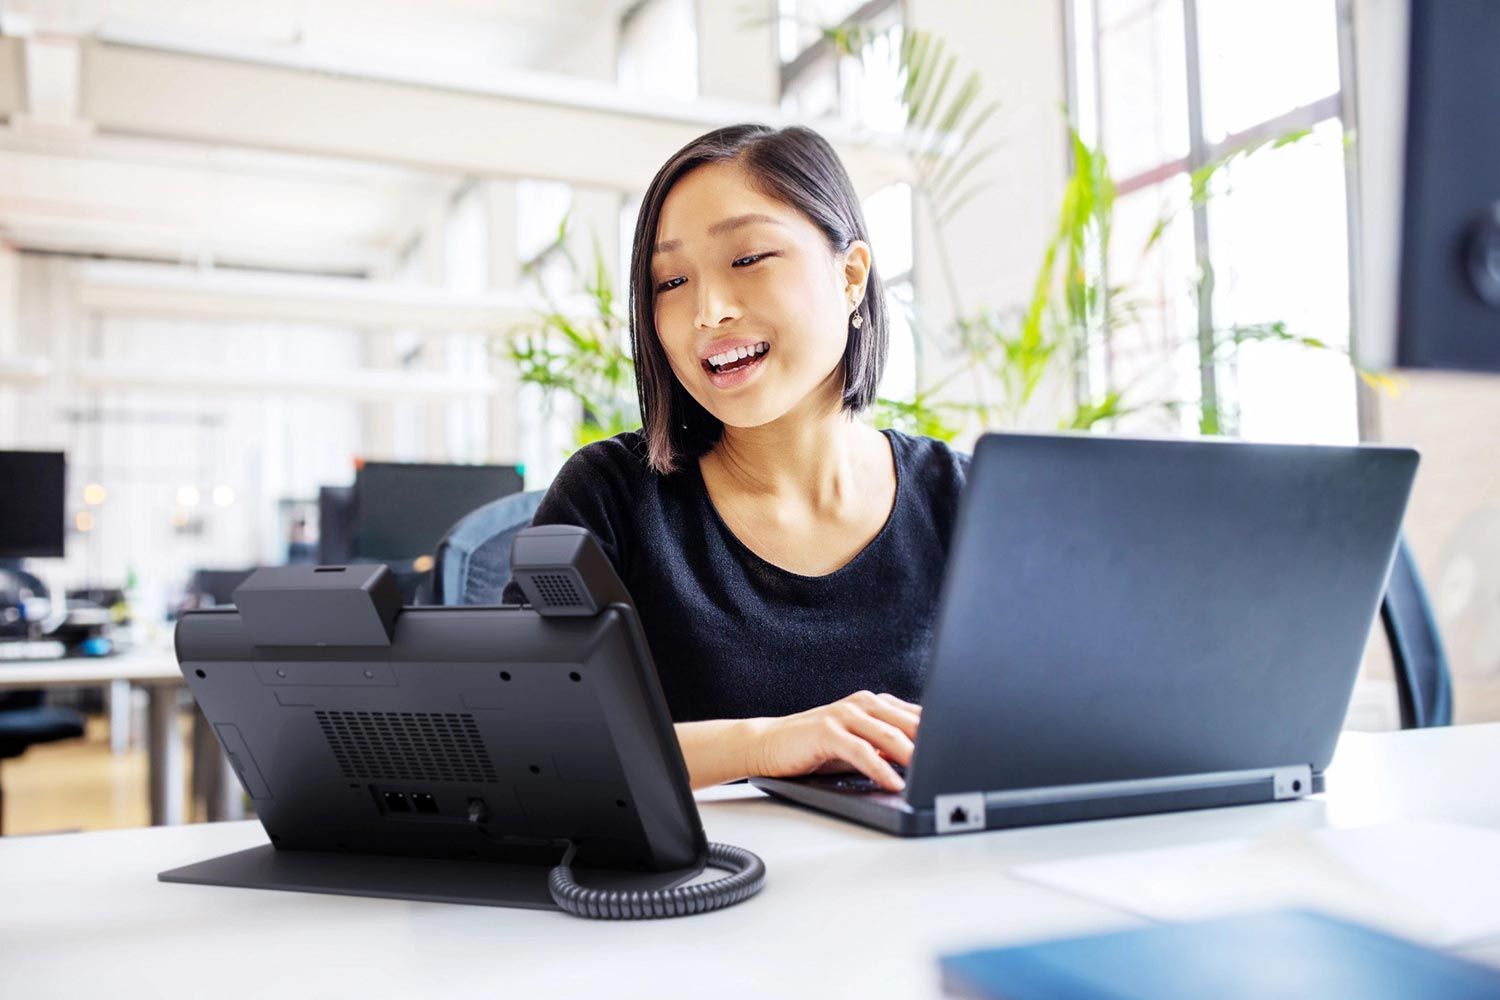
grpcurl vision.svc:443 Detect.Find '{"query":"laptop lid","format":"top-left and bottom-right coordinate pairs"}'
top-left (905, 433), bottom-right (1419, 808)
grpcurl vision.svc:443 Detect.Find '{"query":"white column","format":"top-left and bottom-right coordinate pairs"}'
top-left (484, 180), bottom-right (524, 466)
top-left (416, 203), bottom-right (450, 461)
top-left (904, 0), bottom-right (1070, 436)
top-left (0, 243), bottom-right (18, 445)
top-left (566, 187), bottom-right (624, 287)
top-left (696, 0), bottom-right (779, 105)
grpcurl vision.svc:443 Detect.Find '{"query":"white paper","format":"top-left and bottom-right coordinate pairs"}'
top-left (1012, 820), bottom-right (1500, 948)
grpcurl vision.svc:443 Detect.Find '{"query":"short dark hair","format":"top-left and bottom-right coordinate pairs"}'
top-left (628, 123), bottom-right (889, 475)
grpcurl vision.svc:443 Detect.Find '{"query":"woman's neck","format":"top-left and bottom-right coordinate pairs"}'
top-left (705, 383), bottom-right (879, 515)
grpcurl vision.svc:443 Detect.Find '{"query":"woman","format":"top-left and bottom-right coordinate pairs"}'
top-left (512, 123), bottom-right (969, 792)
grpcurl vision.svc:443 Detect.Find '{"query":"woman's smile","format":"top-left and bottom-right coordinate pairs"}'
top-left (702, 341), bottom-right (772, 390)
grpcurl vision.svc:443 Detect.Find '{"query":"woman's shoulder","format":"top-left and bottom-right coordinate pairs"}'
top-left (883, 429), bottom-right (971, 538)
top-left (884, 428), bottom-right (972, 486)
top-left (537, 429), bottom-right (682, 522)
top-left (529, 431), bottom-right (664, 568)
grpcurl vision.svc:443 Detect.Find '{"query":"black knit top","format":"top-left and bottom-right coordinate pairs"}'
top-left (505, 429), bottom-right (970, 722)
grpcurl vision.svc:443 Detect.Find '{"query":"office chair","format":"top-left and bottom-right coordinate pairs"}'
top-left (1380, 535), bottom-right (1454, 729)
top-left (0, 691), bottom-right (86, 834)
top-left (432, 490), bottom-right (545, 606)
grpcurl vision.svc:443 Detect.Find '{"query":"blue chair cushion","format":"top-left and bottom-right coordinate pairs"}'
top-left (433, 490), bottom-right (545, 606)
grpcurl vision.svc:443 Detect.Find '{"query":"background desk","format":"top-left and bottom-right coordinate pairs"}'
top-left (1, 724), bottom-right (1497, 999)
top-left (0, 647), bottom-right (223, 826)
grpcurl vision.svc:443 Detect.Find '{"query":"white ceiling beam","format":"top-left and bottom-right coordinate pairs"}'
top-left (72, 359), bottom-right (499, 400)
top-left (0, 140), bottom-right (451, 275)
top-left (0, 355), bottom-right (52, 383)
top-left (74, 33), bottom-right (913, 195)
top-left (72, 260), bottom-right (590, 333)
top-left (4, 220), bottom-right (383, 277)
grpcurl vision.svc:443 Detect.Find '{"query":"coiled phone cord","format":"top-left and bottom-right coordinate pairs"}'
top-left (548, 841), bottom-right (766, 919)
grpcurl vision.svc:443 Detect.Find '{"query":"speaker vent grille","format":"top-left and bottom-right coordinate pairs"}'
top-left (532, 572), bottom-right (583, 607)
top-left (315, 710), bottom-right (498, 783)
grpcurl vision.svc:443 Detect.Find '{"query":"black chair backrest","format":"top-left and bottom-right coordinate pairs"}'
top-left (1381, 536), bottom-right (1454, 728)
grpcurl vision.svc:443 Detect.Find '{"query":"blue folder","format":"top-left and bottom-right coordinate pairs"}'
top-left (940, 910), bottom-right (1500, 999)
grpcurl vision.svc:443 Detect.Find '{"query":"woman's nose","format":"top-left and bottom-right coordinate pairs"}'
top-left (694, 279), bottom-right (741, 330)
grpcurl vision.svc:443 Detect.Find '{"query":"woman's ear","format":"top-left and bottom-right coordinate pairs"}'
top-left (842, 240), bottom-right (872, 305)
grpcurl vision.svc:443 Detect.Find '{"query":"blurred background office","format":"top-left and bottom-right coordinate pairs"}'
top-left (0, 0), bottom-right (1495, 835)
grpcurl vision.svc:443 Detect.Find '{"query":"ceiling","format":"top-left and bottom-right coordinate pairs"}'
top-left (0, 0), bottom-right (643, 276)
top-left (3, 0), bottom-right (642, 72)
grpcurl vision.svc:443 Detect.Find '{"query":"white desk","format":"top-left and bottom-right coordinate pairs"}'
top-left (0, 646), bottom-right (201, 826)
top-left (1, 724), bottom-right (1497, 999)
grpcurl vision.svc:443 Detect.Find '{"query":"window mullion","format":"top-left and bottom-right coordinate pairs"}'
top-left (1181, 0), bottom-right (1223, 434)
top-left (1334, 0), bottom-right (1375, 442)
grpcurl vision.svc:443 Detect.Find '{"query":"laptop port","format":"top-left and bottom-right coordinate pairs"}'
top-left (412, 793), bottom-right (439, 815)
top-left (383, 792), bottom-right (411, 813)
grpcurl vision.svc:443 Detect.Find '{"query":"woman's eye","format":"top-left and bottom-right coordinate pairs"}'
top-left (657, 254), bottom-right (768, 293)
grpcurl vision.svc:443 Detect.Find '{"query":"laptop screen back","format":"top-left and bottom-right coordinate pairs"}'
top-left (907, 434), bottom-right (1418, 806)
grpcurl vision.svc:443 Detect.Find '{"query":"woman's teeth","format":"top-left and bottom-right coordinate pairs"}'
top-left (707, 342), bottom-right (769, 371)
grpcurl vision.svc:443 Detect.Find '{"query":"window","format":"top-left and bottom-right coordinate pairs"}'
top-left (1068, 0), bottom-right (1357, 443)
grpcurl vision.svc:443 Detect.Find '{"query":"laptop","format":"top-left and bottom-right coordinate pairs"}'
top-left (751, 432), bottom-right (1419, 836)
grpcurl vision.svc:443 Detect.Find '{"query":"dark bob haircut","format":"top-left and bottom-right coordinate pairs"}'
top-left (628, 123), bottom-right (889, 475)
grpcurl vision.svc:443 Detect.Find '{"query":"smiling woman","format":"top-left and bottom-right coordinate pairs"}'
top-left (504, 124), bottom-right (970, 795)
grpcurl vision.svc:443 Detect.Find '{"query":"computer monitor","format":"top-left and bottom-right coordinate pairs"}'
top-left (0, 451), bottom-right (66, 559)
top-left (352, 462), bottom-right (523, 562)
top-left (1394, 1), bottom-right (1500, 371)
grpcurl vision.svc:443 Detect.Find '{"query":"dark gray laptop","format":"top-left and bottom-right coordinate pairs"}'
top-left (752, 432), bottom-right (1419, 836)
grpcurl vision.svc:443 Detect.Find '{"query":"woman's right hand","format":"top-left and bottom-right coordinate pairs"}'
top-left (747, 691), bottom-right (922, 792)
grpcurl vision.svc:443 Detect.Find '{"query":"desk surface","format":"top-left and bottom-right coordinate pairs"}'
top-left (1, 724), bottom-right (1498, 999)
top-left (0, 645), bottom-right (182, 688)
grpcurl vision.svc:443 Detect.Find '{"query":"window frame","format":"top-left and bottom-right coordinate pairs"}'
top-left (1063, 0), bottom-right (1362, 438)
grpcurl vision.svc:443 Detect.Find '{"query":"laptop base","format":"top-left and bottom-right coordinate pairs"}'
top-left (752, 766), bottom-right (1323, 838)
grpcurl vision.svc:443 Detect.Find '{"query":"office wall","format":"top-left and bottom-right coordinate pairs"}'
top-left (1349, 0), bottom-right (1500, 722)
top-left (6, 255), bottom-right (366, 614)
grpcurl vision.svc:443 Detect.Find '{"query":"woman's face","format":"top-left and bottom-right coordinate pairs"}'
top-left (649, 160), bottom-right (870, 431)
